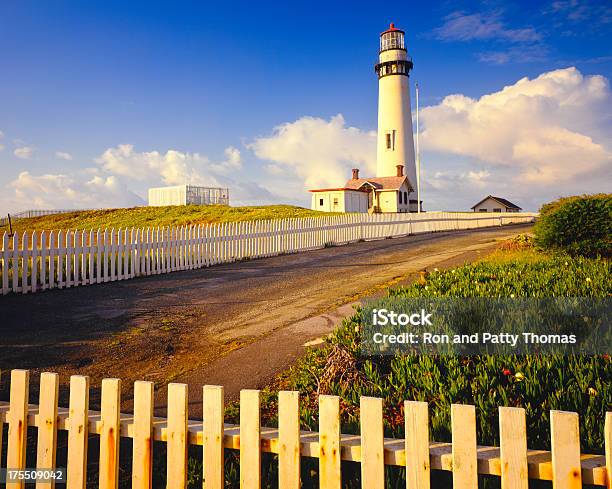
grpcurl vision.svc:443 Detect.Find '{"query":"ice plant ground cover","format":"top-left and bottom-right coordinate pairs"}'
top-left (214, 239), bottom-right (610, 488)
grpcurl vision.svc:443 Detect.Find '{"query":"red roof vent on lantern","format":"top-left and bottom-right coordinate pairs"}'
top-left (381, 23), bottom-right (405, 35)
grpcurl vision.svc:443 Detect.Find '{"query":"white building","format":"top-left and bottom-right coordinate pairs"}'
top-left (310, 23), bottom-right (421, 213)
top-left (148, 185), bottom-right (229, 207)
top-left (471, 196), bottom-right (522, 213)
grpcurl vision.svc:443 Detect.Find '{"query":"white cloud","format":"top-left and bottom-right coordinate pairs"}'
top-left (432, 11), bottom-right (540, 43)
top-left (7, 171), bottom-right (144, 211)
top-left (95, 144), bottom-right (247, 187)
top-left (14, 146), bottom-right (34, 159)
top-left (55, 151), bottom-right (73, 161)
top-left (420, 67), bottom-right (612, 185)
top-left (249, 114), bottom-right (376, 188)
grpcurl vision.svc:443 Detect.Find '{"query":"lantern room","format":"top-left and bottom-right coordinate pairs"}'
top-left (380, 23), bottom-right (405, 52)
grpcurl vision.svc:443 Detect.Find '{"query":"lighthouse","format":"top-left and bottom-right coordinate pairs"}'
top-left (309, 23), bottom-right (418, 213)
top-left (375, 24), bottom-right (419, 211)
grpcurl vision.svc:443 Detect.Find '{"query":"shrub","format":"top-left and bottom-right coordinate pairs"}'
top-left (534, 194), bottom-right (612, 257)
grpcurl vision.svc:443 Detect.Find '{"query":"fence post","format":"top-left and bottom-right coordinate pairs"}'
top-left (36, 372), bottom-right (59, 489)
top-left (605, 412), bottom-right (611, 489)
top-left (240, 389), bottom-right (261, 489)
top-left (6, 369), bottom-right (29, 489)
top-left (167, 383), bottom-right (188, 489)
top-left (551, 410), bottom-right (582, 489)
top-left (278, 391), bottom-right (300, 489)
top-left (360, 396), bottom-right (384, 489)
top-left (499, 407), bottom-right (528, 489)
top-left (319, 395), bottom-right (341, 489)
top-left (67, 376), bottom-right (89, 489)
top-left (99, 378), bottom-right (121, 489)
top-left (132, 381), bottom-right (154, 489)
top-left (405, 401), bottom-right (430, 489)
top-left (451, 404), bottom-right (477, 489)
top-left (203, 385), bottom-right (225, 489)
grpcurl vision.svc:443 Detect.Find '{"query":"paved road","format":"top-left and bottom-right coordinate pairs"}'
top-left (0, 223), bottom-right (532, 413)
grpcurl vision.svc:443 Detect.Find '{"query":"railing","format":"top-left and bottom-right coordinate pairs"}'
top-left (0, 212), bottom-right (537, 295)
top-left (0, 209), bottom-right (93, 227)
top-left (0, 369), bottom-right (608, 488)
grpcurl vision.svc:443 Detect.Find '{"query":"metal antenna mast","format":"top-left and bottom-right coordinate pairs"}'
top-left (415, 82), bottom-right (421, 213)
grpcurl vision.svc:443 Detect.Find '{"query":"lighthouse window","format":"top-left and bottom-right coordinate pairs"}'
top-left (385, 130), bottom-right (396, 150)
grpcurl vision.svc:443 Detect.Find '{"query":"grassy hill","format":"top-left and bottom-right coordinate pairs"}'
top-left (2, 205), bottom-right (331, 233)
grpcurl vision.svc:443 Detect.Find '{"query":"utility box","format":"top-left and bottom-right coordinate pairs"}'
top-left (148, 185), bottom-right (230, 207)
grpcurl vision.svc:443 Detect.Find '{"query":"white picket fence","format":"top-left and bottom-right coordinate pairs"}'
top-left (0, 211), bottom-right (536, 295)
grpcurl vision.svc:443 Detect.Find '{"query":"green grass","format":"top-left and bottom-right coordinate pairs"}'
top-left (2, 204), bottom-right (334, 234)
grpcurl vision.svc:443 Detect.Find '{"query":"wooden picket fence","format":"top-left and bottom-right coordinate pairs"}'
top-left (0, 369), bottom-right (609, 488)
top-left (0, 212), bottom-right (537, 295)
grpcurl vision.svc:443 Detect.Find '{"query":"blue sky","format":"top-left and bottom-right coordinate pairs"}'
top-left (1, 0), bottom-right (611, 213)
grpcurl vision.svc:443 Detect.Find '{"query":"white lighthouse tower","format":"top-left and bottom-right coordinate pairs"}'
top-left (309, 23), bottom-right (419, 213)
top-left (375, 23), bottom-right (419, 211)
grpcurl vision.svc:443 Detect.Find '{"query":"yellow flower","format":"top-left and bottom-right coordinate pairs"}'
top-left (586, 277), bottom-right (592, 282)
top-left (588, 387), bottom-right (597, 396)
top-left (514, 372), bottom-right (525, 381)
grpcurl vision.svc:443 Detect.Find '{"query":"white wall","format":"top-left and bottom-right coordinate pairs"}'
top-left (148, 185), bottom-right (187, 206)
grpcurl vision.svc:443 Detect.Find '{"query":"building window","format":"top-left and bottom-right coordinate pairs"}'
top-left (319, 198), bottom-right (324, 206)
top-left (398, 192), bottom-right (403, 204)
top-left (333, 198), bottom-right (339, 205)
top-left (493, 208), bottom-right (502, 213)
top-left (404, 191), bottom-right (408, 204)
top-left (478, 208), bottom-right (487, 212)
top-left (385, 130), bottom-right (396, 150)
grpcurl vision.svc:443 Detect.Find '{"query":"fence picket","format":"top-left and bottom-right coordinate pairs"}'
top-left (319, 395), bottom-right (341, 489)
top-left (605, 412), bottom-right (611, 489)
top-left (551, 410), bottom-right (582, 489)
top-left (240, 389), bottom-right (261, 489)
top-left (451, 404), bottom-right (478, 489)
top-left (7, 369), bottom-right (29, 489)
top-left (278, 391), bottom-right (300, 489)
top-left (203, 385), bottom-right (224, 489)
top-left (21, 232), bottom-right (29, 294)
top-left (499, 407), bottom-right (528, 489)
top-left (360, 396), bottom-right (384, 489)
top-left (2, 232), bottom-right (8, 294)
top-left (31, 231), bottom-right (38, 293)
top-left (167, 383), bottom-right (188, 489)
top-left (405, 400), bottom-right (430, 489)
top-left (36, 372), bottom-right (59, 489)
top-left (132, 381), bottom-right (154, 489)
top-left (99, 378), bottom-right (121, 489)
top-left (66, 375), bottom-right (89, 489)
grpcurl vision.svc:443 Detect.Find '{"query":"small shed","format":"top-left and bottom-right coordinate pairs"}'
top-left (148, 185), bottom-right (229, 207)
top-left (471, 195), bottom-right (522, 213)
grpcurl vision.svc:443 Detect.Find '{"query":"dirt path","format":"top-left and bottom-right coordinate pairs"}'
top-left (0, 224), bottom-right (532, 412)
